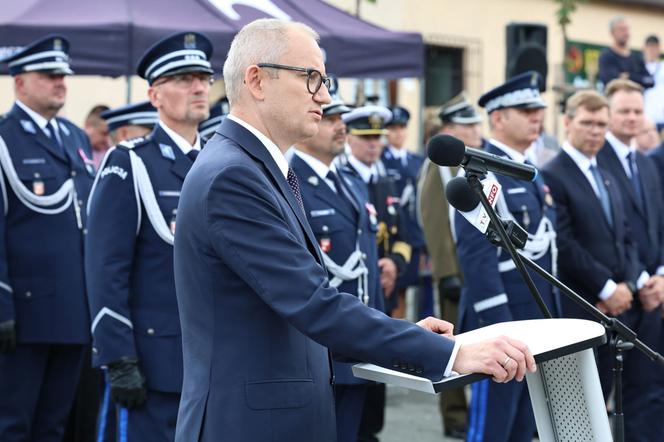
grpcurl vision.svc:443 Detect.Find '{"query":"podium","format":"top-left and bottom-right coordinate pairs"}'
top-left (352, 318), bottom-right (612, 441)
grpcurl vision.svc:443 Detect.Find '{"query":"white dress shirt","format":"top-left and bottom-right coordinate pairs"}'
top-left (294, 150), bottom-right (338, 192)
top-left (347, 155), bottom-right (378, 184)
top-left (227, 114), bottom-right (289, 179)
top-left (159, 121), bottom-right (201, 156)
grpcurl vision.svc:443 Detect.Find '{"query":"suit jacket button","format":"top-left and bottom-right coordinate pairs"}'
top-left (71, 171), bottom-right (77, 177)
top-left (25, 291), bottom-right (32, 298)
top-left (92, 347), bottom-right (98, 354)
top-left (147, 328), bottom-right (155, 335)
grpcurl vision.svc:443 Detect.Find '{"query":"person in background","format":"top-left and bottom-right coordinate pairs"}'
top-left (598, 17), bottom-right (654, 89)
top-left (291, 94), bottom-right (384, 442)
top-left (0, 35), bottom-right (95, 442)
top-left (643, 35), bottom-right (664, 133)
top-left (598, 78), bottom-right (664, 442)
top-left (635, 117), bottom-right (661, 154)
top-left (101, 101), bottom-right (159, 145)
top-left (455, 71), bottom-right (559, 442)
top-left (198, 97), bottom-right (229, 144)
top-left (418, 91), bottom-right (482, 440)
top-left (85, 31), bottom-right (214, 441)
top-left (84, 104), bottom-right (111, 170)
top-left (380, 106), bottom-right (426, 319)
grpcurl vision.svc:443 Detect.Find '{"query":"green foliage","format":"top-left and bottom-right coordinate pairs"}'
top-left (554, 0), bottom-right (587, 28)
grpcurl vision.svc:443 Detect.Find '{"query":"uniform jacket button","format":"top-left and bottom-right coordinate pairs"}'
top-left (25, 291), bottom-right (32, 298)
top-left (147, 328), bottom-right (155, 335)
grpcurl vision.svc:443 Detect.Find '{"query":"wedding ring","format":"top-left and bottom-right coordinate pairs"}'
top-left (502, 356), bottom-right (512, 367)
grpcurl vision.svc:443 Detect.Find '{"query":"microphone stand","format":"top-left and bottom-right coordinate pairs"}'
top-left (464, 169), bottom-right (552, 319)
top-left (464, 166), bottom-right (664, 442)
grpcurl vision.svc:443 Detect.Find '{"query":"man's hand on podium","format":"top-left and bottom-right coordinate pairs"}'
top-left (416, 316), bottom-right (454, 338)
top-left (451, 336), bottom-right (536, 383)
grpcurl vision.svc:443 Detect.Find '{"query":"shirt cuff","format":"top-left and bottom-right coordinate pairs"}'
top-left (599, 279), bottom-right (617, 301)
top-left (637, 271), bottom-right (650, 290)
top-left (656, 266), bottom-right (664, 276)
top-left (442, 340), bottom-right (461, 378)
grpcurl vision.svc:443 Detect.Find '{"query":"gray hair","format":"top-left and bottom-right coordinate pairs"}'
top-left (223, 19), bottom-right (319, 107)
top-left (609, 16), bottom-right (626, 32)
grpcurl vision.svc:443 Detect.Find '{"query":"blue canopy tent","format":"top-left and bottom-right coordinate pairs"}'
top-left (0, 0), bottom-right (424, 79)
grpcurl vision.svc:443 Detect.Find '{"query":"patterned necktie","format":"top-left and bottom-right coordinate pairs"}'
top-left (627, 152), bottom-right (644, 210)
top-left (287, 167), bottom-right (305, 213)
top-left (589, 164), bottom-right (613, 227)
top-left (186, 150), bottom-right (199, 162)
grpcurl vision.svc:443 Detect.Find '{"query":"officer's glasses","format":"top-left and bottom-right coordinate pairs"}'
top-left (154, 73), bottom-right (214, 88)
top-left (257, 63), bottom-right (331, 95)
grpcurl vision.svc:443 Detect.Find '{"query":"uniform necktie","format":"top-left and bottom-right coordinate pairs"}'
top-left (287, 167), bottom-right (305, 213)
top-left (186, 150), bottom-right (199, 162)
top-left (47, 120), bottom-right (66, 157)
top-left (589, 164), bottom-right (613, 227)
top-left (627, 152), bottom-right (644, 210)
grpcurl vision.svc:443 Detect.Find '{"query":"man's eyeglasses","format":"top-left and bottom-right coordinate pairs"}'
top-left (257, 63), bottom-right (331, 95)
top-left (153, 72), bottom-right (214, 88)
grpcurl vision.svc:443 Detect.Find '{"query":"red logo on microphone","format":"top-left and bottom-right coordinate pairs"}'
top-left (487, 184), bottom-right (499, 205)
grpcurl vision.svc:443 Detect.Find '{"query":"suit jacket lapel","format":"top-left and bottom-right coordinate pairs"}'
top-left (217, 119), bottom-right (323, 263)
top-left (151, 126), bottom-right (192, 181)
top-left (9, 105), bottom-right (68, 163)
top-left (600, 141), bottom-right (645, 218)
top-left (560, 151), bottom-right (615, 235)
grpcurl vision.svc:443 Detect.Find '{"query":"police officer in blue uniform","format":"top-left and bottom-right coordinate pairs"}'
top-left (85, 31), bottom-right (214, 441)
top-left (290, 95), bottom-right (383, 442)
top-left (454, 71), bottom-right (559, 442)
top-left (381, 106), bottom-right (426, 317)
top-left (0, 35), bottom-right (95, 441)
top-left (198, 97), bottom-right (229, 144)
top-left (101, 100), bottom-right (159, 145)
top-left (341, 105), bottom-right (412, 442)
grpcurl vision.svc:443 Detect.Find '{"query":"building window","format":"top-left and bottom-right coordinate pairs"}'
top-left (425, 46), bottom-right (463, 106)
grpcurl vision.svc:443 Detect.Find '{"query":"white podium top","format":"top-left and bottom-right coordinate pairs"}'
top-left (352, 318), bottom-right (606, 393)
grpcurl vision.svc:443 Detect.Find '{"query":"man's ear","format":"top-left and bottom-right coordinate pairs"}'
top-left (244, 65), bottom-right (266, 101)
top-left (147, 85), bottom-right (160, 109)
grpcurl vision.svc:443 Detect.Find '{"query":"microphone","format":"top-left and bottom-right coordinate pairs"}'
top-left (427, 134), bottom-right (538, 182)
top-left (446, 176), bottom-right (528, 249)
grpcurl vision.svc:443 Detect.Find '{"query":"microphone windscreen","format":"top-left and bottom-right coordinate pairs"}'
top-left (445, 176), bottom-right (480, 212)
top-left (427, 134), bottom-right (466, 167)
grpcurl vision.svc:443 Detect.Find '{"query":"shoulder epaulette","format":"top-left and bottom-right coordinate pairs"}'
top-left (116, 136), bottom-right (149, 150)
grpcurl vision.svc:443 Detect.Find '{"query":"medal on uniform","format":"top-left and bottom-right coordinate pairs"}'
top-left (387, 205), bottom-right (396, 216)
top-left (32, 173), bottom-right (44, 196)
top-left (170, 209), bottom-right (177, 235)
top-left (319, 237), bottom-right (332, 253)
top-left (319, 224), bottom-right (332, 252)
top-left (542, 184), bottom-right (554, 206)
top-left (365, 202), bottom-right (377, 225)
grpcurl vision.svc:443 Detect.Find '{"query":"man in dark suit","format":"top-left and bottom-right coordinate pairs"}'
top-left (597, 79), bottom-right (664, 442)
top-left (291, 94), bottom-right (383, 441)
top-left (85, 31), bottom-right (214, 441)
top-left (455, 71), bottom-right (559, 442)
top-left (541, 89), bottom-right (648, 434)
top-left (173, 18), bottom-right (536, 442)
top-left (0, 36), bottom-right (95, 441)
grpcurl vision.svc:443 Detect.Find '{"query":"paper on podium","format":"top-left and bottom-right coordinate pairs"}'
top-left (352, 318), bottom-right (606, 394)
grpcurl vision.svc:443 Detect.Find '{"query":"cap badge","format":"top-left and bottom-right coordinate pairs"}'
top-left (53, 38), bottom-right (63, 51)
top-left (369, 113), bottom-right (382, 130)
top-left (184, 33), bottom-right (196, 49)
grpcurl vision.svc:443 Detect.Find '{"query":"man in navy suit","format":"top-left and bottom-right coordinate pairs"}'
top-left (381, 106), bottom-right (426, 318)
top-left (597, 79), bottom-right (664, 442)
top-left (455, 71), bottom-right (559, 442)
top-left (0, 36), bottom-right (95, 441)
top-left (542, 91), bottom-right (641, 399)
top-left (85, 32), bottom-right (214, 441)
top-left (291, 94), bottom-right (383, 441)
top-left (173, 19), bottom-right (537, 442)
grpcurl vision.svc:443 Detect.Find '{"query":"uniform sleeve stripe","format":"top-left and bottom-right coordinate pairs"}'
top-left (473, 294), bottom-right (508, 313)
top-left (91, 307), bottom-right (133, 333)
